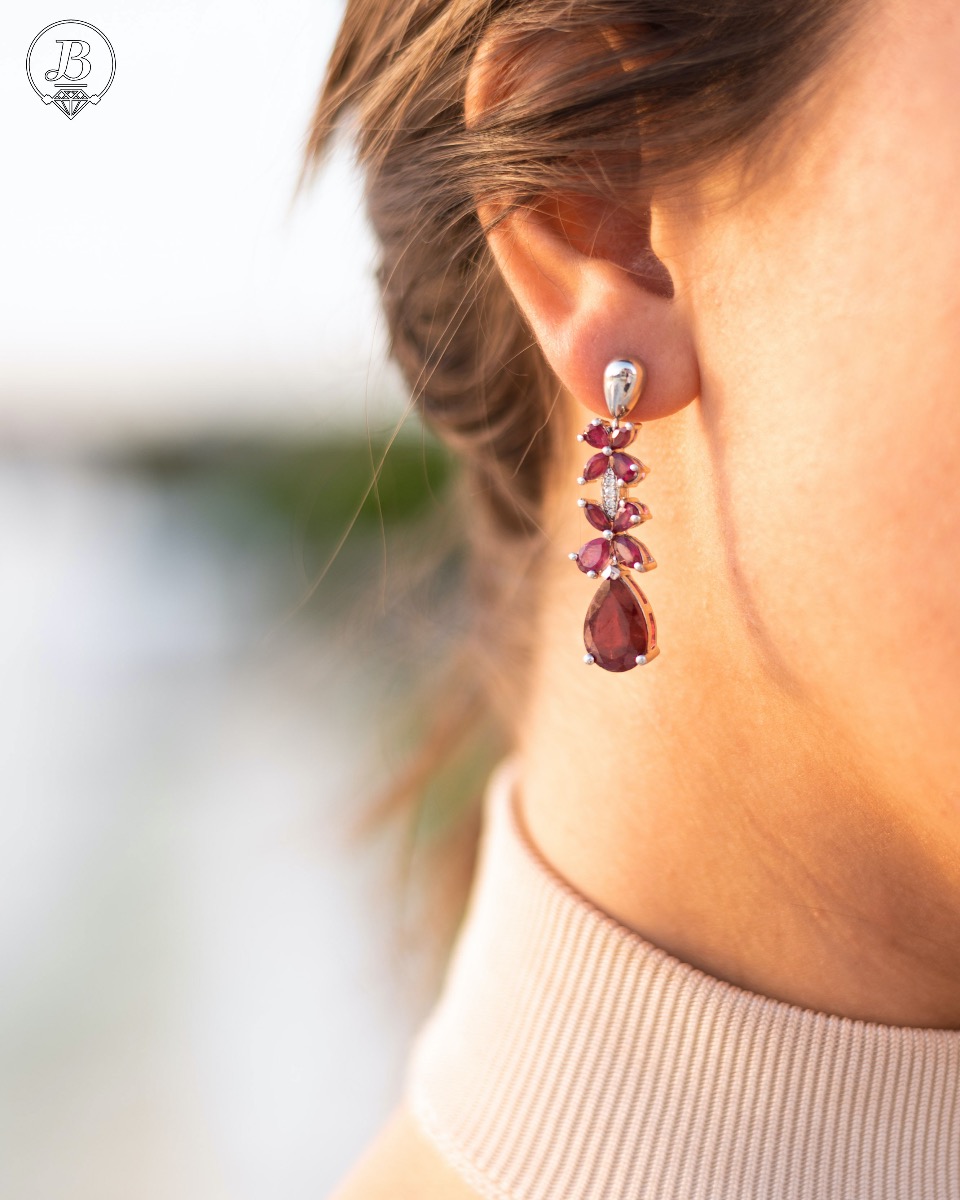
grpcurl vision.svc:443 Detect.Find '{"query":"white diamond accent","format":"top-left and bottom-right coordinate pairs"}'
top-left (601, 466), bottom-right (619, 519)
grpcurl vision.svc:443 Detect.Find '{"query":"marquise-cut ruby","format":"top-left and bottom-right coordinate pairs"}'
top-left (613, 534), bottom-right (648, 568)
top-left (612, 501), bottom-right (643, 532)
top-left (609, 426), bottom-right (635, 450)
top-left (575, 537), bottom-right (611, 574)
top-left (583, 452), bottom-right (611, 480)
top-left (584, 576), bottom-right (650, 671)
top-left (582, 423), bottom-right (610, 448)
top-left (583, 501), bottom-right (611, 532)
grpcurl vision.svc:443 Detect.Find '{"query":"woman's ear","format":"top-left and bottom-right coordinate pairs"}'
top-left (463, 31), bottom-right (701, 422)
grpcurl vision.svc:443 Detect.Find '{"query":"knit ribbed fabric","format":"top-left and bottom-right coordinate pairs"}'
top-left (401, 753), bottom-right (960, 1200)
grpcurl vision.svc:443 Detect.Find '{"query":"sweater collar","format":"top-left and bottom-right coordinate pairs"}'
top-left (404, 754), bottom-right (960, 1200)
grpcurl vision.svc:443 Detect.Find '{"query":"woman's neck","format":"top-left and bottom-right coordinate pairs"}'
top-left (515, 400), bottom-right (960, 1029)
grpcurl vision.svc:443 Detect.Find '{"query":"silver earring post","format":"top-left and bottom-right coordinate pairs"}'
top-left (603, 358), bottom-right (646, 420)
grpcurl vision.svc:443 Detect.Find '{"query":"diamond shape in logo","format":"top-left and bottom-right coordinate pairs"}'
top-left (52, 86), bottom-right (91, 120)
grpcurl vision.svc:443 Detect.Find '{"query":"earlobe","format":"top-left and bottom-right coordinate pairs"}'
top-left (476, 189), bottom-right (701, 423)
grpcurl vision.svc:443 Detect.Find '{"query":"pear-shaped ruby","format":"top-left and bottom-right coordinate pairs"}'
top-left (575, 537), bottom-right (611, 574)
top-left (584, 576), bottom-right (650, 670)
top-left (610, 452), bottom-right (642, 482)
top-left (582, 423), bottom-right (610, 448)
top-left (609, 426), bottom-right (635, 450)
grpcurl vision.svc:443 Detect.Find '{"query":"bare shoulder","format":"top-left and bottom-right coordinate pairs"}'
top-left (327, 1099), bottom-right (482, 1200)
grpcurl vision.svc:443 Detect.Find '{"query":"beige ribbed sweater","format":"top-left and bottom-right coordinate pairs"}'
top-left (402, 754), bottom-right (960, 1199)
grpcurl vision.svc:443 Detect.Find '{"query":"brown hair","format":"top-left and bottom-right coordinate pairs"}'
top-left (299, 0), bottom-right (870, 983)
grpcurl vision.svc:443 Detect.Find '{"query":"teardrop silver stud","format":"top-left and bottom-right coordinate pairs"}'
top-left (603, 358), bottom-right (646, 420)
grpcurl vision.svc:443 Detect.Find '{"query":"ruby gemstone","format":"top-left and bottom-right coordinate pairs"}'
top-left (576, 537), bottom-right (611, 574)
top-left (583, 576), bottom-right (650, 670)
top-left (583, 500), bottom-right (611, 532)
top-left (609, 426), bottom-right (635, 450)
top-left (610, 452), bottom-right (642, 482)
top-left (583, 452), bottom-right (611, 481)
top-left (613, 534), bottom-right (648, 567)
top-left (612, 501), bottom-right (643, 532)
top-left (582, 423), bottom-right (610, 448)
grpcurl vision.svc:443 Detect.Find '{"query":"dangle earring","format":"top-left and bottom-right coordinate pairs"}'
top-left (569, 358), bottom-right (659, 671)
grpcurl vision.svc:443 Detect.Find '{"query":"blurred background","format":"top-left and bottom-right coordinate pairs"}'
top-left (1, 3), bottom-right (486, 1195)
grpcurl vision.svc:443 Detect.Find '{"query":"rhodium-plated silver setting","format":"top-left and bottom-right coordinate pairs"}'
top-left (603, 358), bottom-right (646, 419)
top-left (571, 357), bottom-right (661, 670)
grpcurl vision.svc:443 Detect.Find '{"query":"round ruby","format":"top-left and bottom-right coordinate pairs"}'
top-left (582, 423), bottom-right (610, 449)
top-left (611, 452), bottom-right (641, 482)
top-left (583, 452), bottom-right (610, 481)
top-left (613, 534), bottom-right (648, 568)
top-left (584, 576), bottom-right (650, 670)
top-left (609, 426), bottom-right (635, 450)
top-left (583, 501), bottom-right (611, 532)
top-left (575, 537), bottom-right (611, 574)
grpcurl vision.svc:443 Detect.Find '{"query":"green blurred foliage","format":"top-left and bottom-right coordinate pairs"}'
top-left (113, 426), bottom-right (457, 547)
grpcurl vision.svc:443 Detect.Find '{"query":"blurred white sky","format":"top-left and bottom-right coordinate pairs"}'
top-left (1, 1), bottom-right (408, 446)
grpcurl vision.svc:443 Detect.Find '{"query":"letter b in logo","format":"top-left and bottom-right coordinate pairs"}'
top-left (44, 39), bottom-right (93, 83)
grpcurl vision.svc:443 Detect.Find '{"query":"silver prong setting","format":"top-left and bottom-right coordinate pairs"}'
top-left (583, 653), bottom-right (596, 665)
